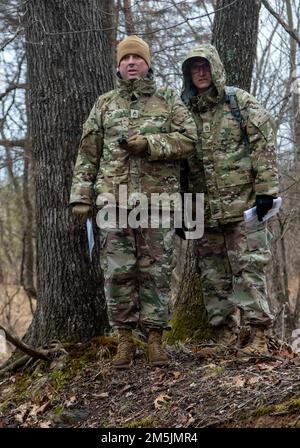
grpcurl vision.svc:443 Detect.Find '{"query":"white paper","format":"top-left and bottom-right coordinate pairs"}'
top-left (244, 197), bottom-right (282, 227)
top-left (86, 218), bottom-right (95, 261)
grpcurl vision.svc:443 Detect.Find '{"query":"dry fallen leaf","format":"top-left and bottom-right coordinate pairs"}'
top-left (39, 420), bottom-right (52, 428)
top-left (256, 360), bottom-right (282, 371)
top-left (65, 396), bottom-right (77, 408)
top-left (247, 376), bottom-right (260, 385)
top-left (232, 375), bottom-right (246, 388)
top-left (154, 394), bottom-right (171, 409)
top-left (187, 414), bottom-right (195, 426)
top-left (37, 400), bottom-right (52, 415)
top-left (158, 372), bottom-right (166, 382)
top-left (92, 392), bottom-right (109, 398)
top-left (120, 384), bottom-right (131, 393)
top-left (185, 403), bottom-right (196, 412)
top-left (14, 403), bottom-right (30, 424)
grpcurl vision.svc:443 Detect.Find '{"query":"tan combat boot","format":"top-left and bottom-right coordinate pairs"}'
top-left (218, 325), bottom-right (237, 347)
top-left (112, 329), bottom-right (136, 369)
top-left (148, 329), bottom-right (170, 367)
top-left (240, 326), bottom-right (268, 355)
top-left (197, 325), bottom-right (237, 357)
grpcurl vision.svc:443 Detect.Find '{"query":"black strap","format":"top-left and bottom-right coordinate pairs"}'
top-left (224, 86), bottom-right (249, 146)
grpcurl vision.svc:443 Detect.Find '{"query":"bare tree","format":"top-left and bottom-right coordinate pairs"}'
top-left (23, 0), bottom-right (113, 345)
top-left (212, 0), bottom-right (261, 91)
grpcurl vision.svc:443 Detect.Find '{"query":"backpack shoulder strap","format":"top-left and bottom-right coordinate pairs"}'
top-left (224, 86), bottom-right (249, 146)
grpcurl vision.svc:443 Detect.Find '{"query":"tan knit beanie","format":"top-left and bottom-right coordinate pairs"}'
top-left (117, 35), bottom-right (151, 67)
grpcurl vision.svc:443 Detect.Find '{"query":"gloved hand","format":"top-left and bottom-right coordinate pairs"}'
top-left (72, 203), bottom-right (92, 225)
top-left (119, 134), bottom-right (148, 156)
top-left (255, 195), bottom-right (274, 222)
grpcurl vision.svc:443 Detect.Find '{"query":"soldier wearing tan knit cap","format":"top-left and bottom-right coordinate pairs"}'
top-left (117, 35), bottom-right (151, 68)
top-left (70, 33), bottom-right (197, 370)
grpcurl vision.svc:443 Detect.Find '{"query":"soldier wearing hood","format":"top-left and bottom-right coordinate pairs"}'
top-left (70, 36), bottom-right (197, 369)
top-left (181, 44), bottom-right (279, 354)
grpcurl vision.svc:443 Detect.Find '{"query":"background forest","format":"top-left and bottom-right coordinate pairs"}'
top-left (0, 0), bottom-right (300, 355)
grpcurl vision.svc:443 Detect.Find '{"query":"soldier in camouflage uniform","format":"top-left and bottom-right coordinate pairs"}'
top-left (70, 36), bottom-right (197, 368)
top-left (181, 44), bottom-right (279, 354)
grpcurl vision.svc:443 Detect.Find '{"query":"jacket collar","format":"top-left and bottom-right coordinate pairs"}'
top-left (116, 74), bottom-right (157, 99)
top-left (190, 85), bottom-right (222, 113)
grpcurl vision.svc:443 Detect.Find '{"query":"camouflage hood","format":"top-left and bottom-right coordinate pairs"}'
top-left (181, 44), bottom-right (226, 107)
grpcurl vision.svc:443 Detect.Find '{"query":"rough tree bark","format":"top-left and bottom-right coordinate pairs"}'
top-left (21, 146), bottom-right (36, 312)
top-left (212, 0), bottom-right (262, 91)
top-left (171, 0), bottom-right (261, 341)
top-left (285, 0), bottom-right (300, 329)
top-left (24, 0), bottom-right (113, 345)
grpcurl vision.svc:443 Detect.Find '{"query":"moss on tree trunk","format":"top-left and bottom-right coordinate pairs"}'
top-left (167, 240), bottom-right (213, 343)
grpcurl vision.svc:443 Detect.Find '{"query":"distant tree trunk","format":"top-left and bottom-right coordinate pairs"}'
top-left (286, 0), bottom-right (300, 331)
top-left (24, 0), bottom-right (113, 345)
top-left (212, 0), bottom-right (261, 91)
top-left (171, 0), bottom-right (261, 341)
top-left (106, 1), bottom-right (118, 81)
top-left (123, 0), bottom-right (135, 35)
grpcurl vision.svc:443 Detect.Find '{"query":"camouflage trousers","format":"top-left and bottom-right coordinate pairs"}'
top-left (196, 221), bottom-right (274, 328)
top-left (100, 212), bottom-right (175, 330)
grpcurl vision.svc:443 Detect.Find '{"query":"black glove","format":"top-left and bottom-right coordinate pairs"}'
top-left (255, 195), bottom-right (274, 222)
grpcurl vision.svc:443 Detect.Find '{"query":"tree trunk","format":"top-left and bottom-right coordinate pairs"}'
top-left (24, 0), bottom-right (113, 345)
top-left (168, 239), bottom-right (212, 343)
top-left (212, 0), bottom-right (261, 91)
top-left (172, 0), bottom-right (261, 341)
top-left (123, 0), bottom-right (135, 35)
top-left (21, 147), bottom-right (36, 311)
top-left (285, 0), bottom-right (300, 330)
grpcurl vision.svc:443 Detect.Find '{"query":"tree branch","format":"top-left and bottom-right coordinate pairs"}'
top-left (0, 83), bottom-right (28, 101)
top-left (0, 28), bottom-right (23, 51)
top-left (0, 139), bottom-right (27, 148)
top-left (261, 0), bottom-right (300, 46)
top-left (0, 324), bottom-right (49, 360)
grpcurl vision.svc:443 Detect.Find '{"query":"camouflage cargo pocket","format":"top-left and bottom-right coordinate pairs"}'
top-left (246, 225), bottom-right (273, 252)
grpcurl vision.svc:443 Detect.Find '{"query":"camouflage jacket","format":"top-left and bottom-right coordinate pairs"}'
top-left (182, 45), bottom-right (279, 225)
top-left (69, 76), bottom-right (197, 207)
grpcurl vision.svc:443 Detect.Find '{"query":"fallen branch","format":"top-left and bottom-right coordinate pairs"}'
top-left (0, 355), bottom-right (30, 377)
top-left (0, 324), bottom-right (49, 361)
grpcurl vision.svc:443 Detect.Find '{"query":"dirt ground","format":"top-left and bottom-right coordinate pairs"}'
top-left (0, 337), bottom-right (300, 429)
top-left (1, 283), bottom-right (300, 429)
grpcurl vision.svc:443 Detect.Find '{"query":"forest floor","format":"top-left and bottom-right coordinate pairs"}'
top-left (0, 335), bottom-right (300, 429)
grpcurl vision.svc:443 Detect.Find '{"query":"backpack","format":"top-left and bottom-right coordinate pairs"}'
top-left (224, 86), bottom-right (249, 146)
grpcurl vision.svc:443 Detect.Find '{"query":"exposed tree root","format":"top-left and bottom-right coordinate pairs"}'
top-left (0, 325), bottom-right (68, 377)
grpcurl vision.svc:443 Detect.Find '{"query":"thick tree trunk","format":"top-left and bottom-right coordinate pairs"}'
top-left (286, 0), bottom-right (300, 331)
top-left (24, 0), bottom-right (113, 345)
top-left (212, 0), bottom-right (261, 91)
top-left (21, 148), bottom-right (36, 311)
